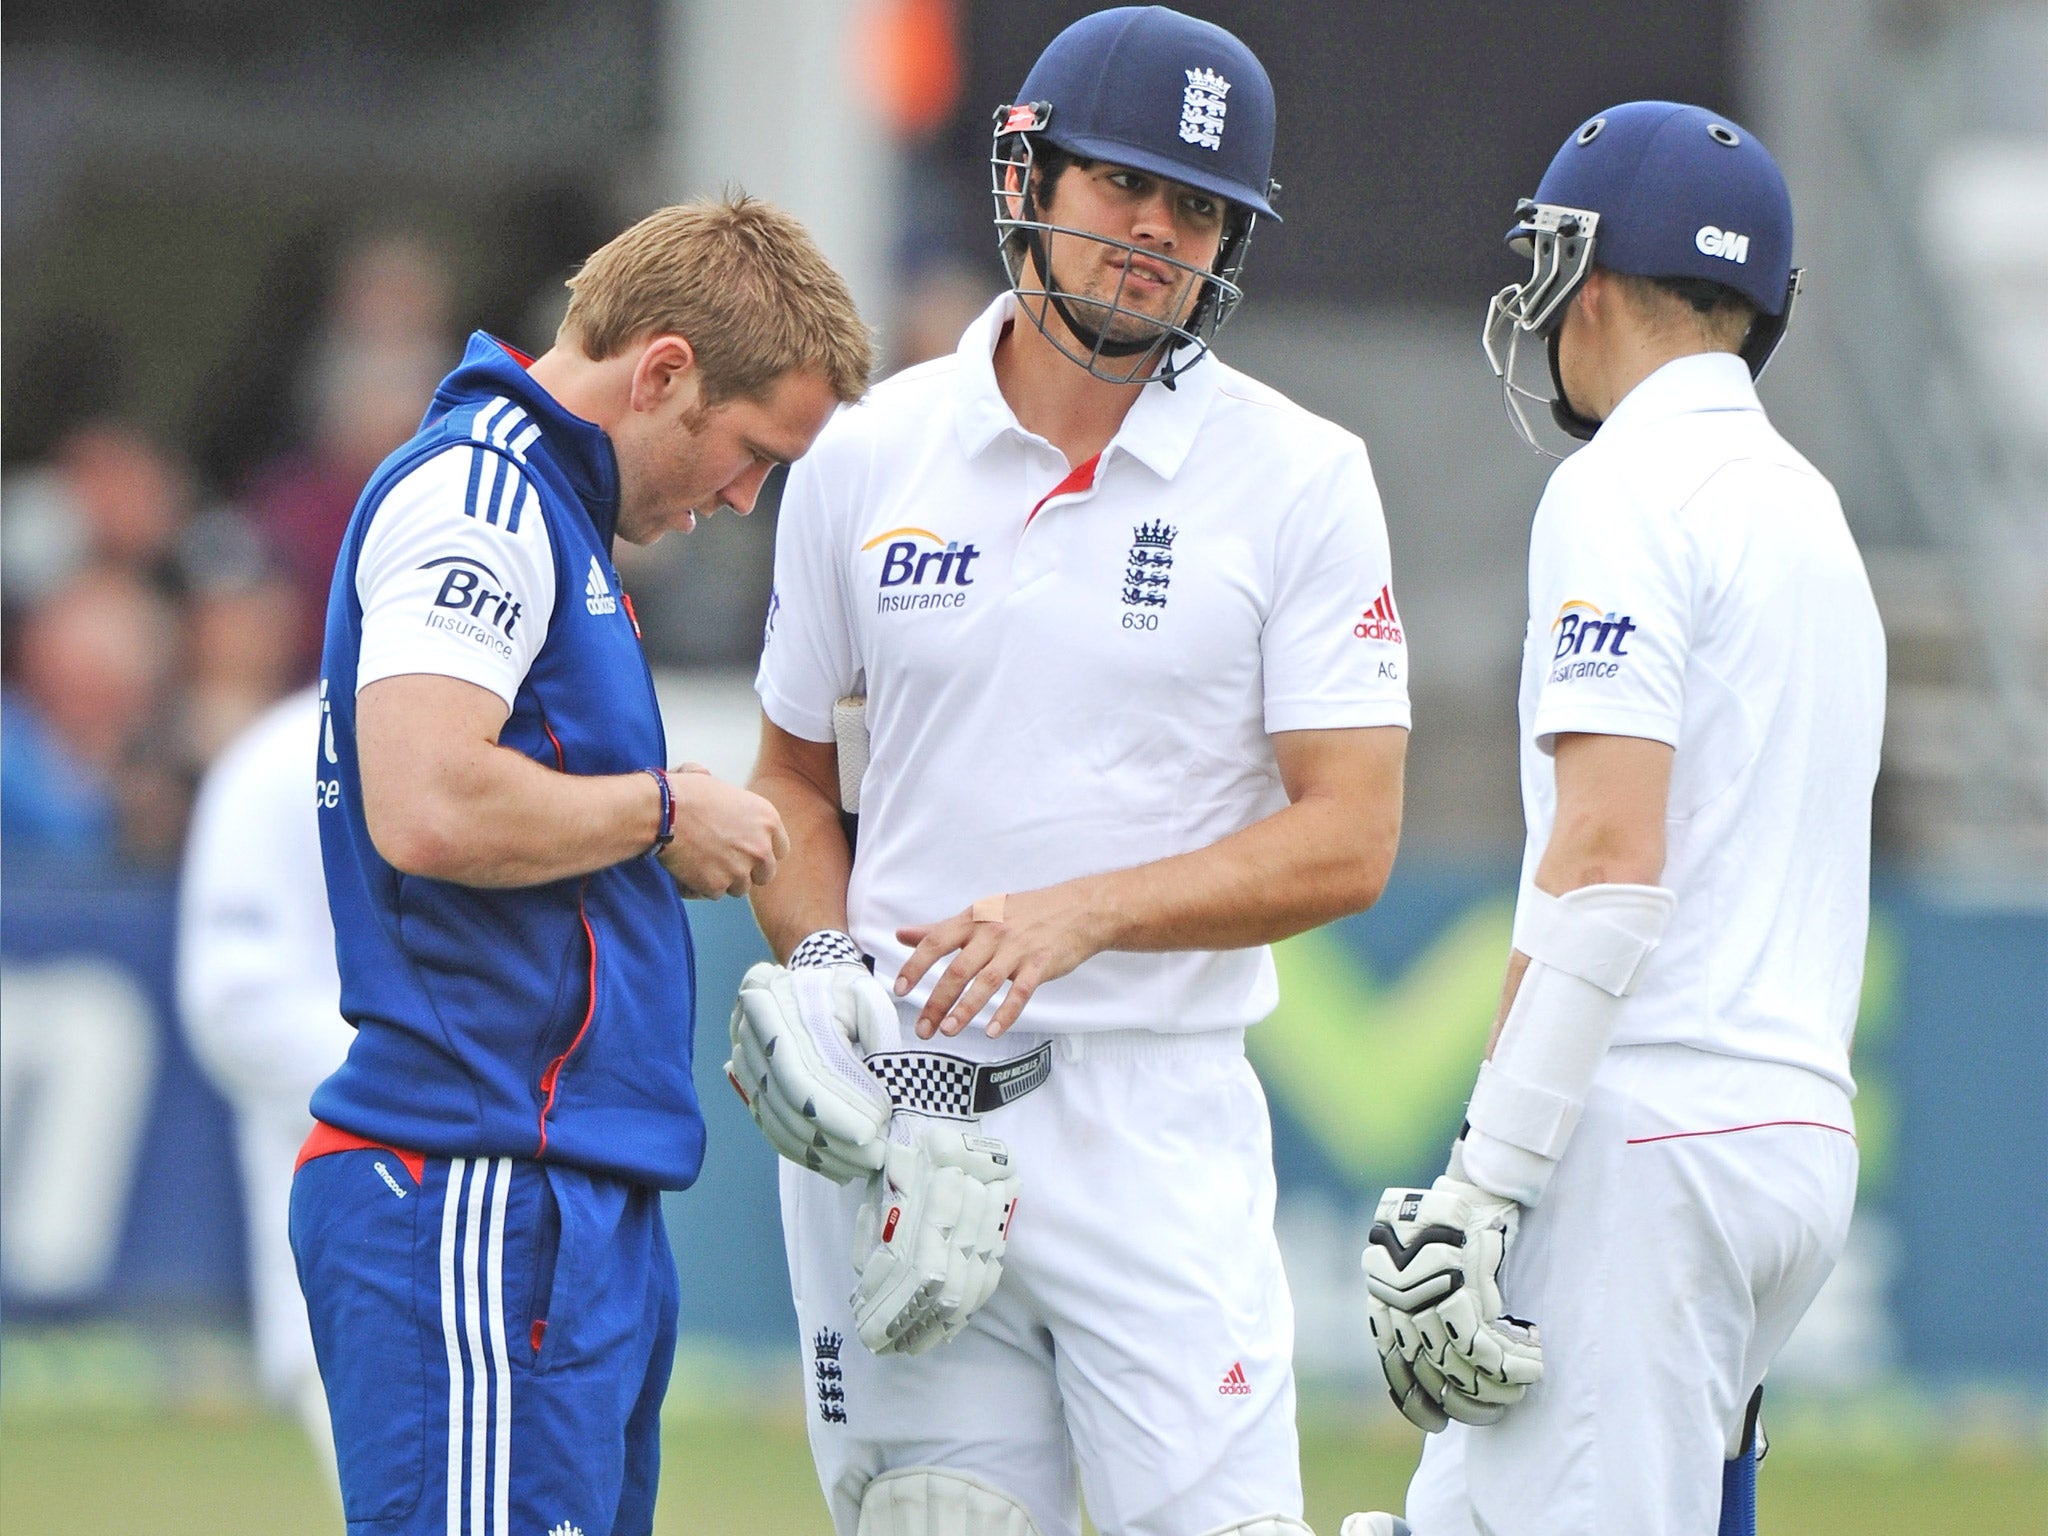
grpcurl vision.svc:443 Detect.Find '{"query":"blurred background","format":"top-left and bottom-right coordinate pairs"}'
top-left (3, 1), bottom-right (2043, 1531)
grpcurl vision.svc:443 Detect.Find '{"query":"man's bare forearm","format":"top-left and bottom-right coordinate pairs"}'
top-left (383, 748), bottom-right (661, 887)
top-left (747, 723), bottom-right (854, 960)
top-left (1059, 788), bottom-right (1398, 955)
top-left (1483, 731), bottom-right (1672, 1056)
top-left (359, 677), bottom-right (661, 886)
top-left (893, 725), bottom-right (1408, 1039)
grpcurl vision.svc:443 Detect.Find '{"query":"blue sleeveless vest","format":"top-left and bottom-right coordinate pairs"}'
top-left (312, 333), bottom-right (703, 1189)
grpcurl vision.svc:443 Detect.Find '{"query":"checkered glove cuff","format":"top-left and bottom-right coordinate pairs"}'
top-left (790, 929), bottom-right (866, 970)
top-left (866, 1053), bottom-right (981, 1119)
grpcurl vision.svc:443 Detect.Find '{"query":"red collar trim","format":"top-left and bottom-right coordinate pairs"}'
top-left (1025, 453), bottom-right (1101, 527)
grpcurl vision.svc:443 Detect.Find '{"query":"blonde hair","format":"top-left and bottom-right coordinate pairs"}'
top-left (561, 194), bottom-right (871, 404)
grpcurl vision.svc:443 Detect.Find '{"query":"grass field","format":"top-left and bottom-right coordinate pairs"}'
top-left (3, 1406), bottom-right (2043, 1534)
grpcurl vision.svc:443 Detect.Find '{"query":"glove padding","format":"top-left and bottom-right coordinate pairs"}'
top-left (850, 1116), bottom-right (1019, 1356)
top-left (1362, 1172), bottom-right (1543, 1429)
top-left (726, 961), bottom-right (894, 1183)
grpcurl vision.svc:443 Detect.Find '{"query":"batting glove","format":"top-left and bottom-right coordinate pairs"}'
top-left (849, 1114), bottom-right (1019, 1356)
top-left (1362, 1149), bottom-right (1543, 1429)
top-left (725, 935), bottom-right (894, 1183)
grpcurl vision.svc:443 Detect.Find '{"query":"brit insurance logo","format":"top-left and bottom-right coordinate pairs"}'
top-left (864, 526), bottom-right (982, 614)
top-left (1549, 597), bottom-right (1637, 682)
top-left (1179, 68), bottom-right (1230, 150)
top-left (422, 555), bottom-right (522, 659)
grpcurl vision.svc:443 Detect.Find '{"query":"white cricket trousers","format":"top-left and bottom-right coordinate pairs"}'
top-left (1405, 1043), bottom-right (1858, 1536)
top-left (782, 1026), bottom-right (1304, 1536)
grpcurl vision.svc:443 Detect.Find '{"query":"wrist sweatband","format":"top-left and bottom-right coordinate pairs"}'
top-left (1460, 882), bottom-right (1676, 1207)
top-left (642, 767), bottom-right (675, 852)
top-left (790, 929), bottom-right (865, 970)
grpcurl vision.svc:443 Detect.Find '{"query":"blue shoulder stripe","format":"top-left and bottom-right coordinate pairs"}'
top-left (464, 443), bottom-right (486, 522)
top-left (457, 442), bottom-right (535, 536)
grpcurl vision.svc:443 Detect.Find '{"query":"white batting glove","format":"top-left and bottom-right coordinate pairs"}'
top-left (1362, 1149), bottom-right (1543, 1428)
top-left (849, 1114), bottom-right (1019, 1356)
top-left (1364, 1294), bottom-right (1451, 1432)
top-left (725, 935), bottom-right (894, 1183)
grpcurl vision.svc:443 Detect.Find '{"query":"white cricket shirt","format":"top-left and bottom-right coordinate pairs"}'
top-left (759, 295), bottom-right (1411, 1032)
top-left (178, 687), bottom-right (354, 1107)
top-left (1516, 352), bottom-right (1886, 1093)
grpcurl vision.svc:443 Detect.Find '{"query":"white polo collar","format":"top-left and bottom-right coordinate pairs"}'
top-left (1599, 350), bottom-right (1762, 439)
top-left (950, 293), bottom-right (1221, 481)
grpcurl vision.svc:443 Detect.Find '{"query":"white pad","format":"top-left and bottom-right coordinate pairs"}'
top-left (856, 1466), bottom-right (1042, 1536)
top-left (1339, 1517), bottom-right (1411, 1536)
top-left (1511, 882), bottom-right (1668, 995)
top-left (833, 694), bottom-right (869, 814)
top-left (1462, 882), bottom-right (1675, 1205)
top-left (1196, 1517), bottom-right (1316, 1536)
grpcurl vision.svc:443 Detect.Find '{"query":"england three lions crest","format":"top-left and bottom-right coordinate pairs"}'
top-left (1180, 68), bottom-right (1230, 150)
top-left (1123, 520), bottom-right (1176, 609)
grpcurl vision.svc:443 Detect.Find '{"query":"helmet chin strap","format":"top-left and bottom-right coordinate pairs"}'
top-left (1544, 327), bottom-right (1603, 441)
top-left (1030, 241), bottom-right (1160, 361)
top-left (1012, 166), bottom-right (1199, 387)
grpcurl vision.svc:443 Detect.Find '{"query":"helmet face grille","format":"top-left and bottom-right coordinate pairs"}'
top-left (1482, 203), bottom-right (1604, 457)
top-left (989, 119), bottom-right (1256, 387)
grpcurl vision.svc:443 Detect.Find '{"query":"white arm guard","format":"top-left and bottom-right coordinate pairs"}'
top-left (726, 948), bottom-right (895, 1183)
top-left (850, 1115), bottom-right (1019, 1356)
top-left (1460, 882), bottom-right (1676, 1206)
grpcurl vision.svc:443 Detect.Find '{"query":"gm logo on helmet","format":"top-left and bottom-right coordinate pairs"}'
top-left (1695, 225), bottom-right (1751, 264)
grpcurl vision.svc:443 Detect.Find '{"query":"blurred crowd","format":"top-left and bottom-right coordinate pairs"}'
top-left (1, 233), bottom-right (455, 874)
top-left (0, 222), bottom-right (1000, 879)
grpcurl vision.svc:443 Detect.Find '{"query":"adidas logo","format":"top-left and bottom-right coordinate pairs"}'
top-left (549, 1523), bottom-right (585, 1536)
top-left (584, 555), bottom-right (617, 616)
top-left (1218, 1361), bottom-right (1251, 1396)
top-left (1353, 584), bottom-right (1403, 643)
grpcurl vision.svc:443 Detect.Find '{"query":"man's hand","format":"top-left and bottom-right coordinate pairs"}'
top-left (894, 888), bottom-right (1103, 1039)
top-left (726, 958), bottom-right (893, 1182)
top-left (1362, 1164), bottom-right (1543, 1429)
top-left (849, 1115), bottom-right (1019, 1355)
top-left (661, 768), bottom-right (789, 898)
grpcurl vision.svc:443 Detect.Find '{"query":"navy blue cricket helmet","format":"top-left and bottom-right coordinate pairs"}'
top-left (1014, 5), bottom-right (1280, 220)
top-left (991, 6), bottom-right (1281, 386)
top-left (1482, 100), bottom-right (1806, 447)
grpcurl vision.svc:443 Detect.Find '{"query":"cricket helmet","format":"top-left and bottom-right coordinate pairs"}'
top-left (1483, 100), bottom-right (1805, 448)
top-left (991, 6), bottom-right (1281, 386)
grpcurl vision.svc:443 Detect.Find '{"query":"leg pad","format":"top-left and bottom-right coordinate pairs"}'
top-left (857, 1466), bottom-right (1043, 1536)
